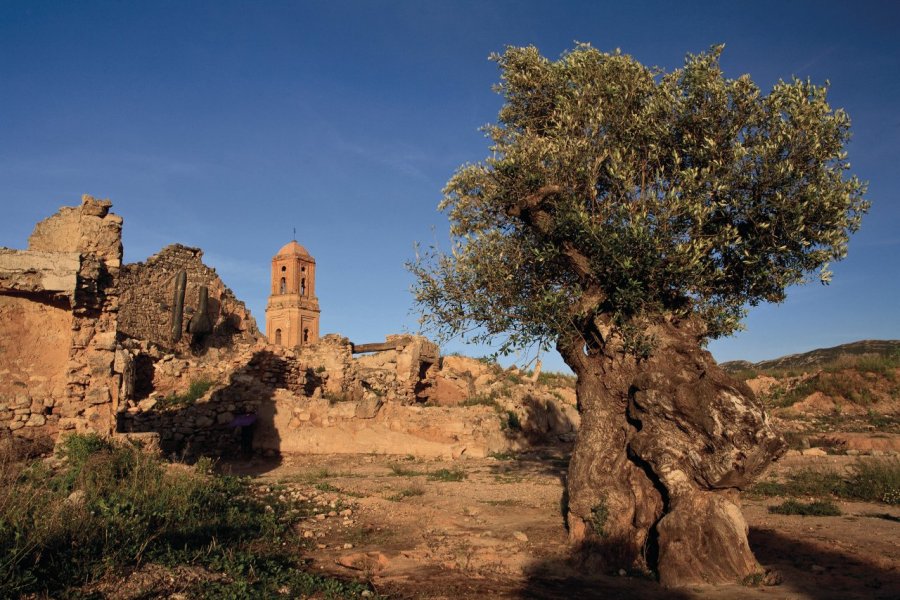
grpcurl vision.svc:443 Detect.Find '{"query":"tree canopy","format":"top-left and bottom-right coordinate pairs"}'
top-left (412, 44), bottom-right (868, 356)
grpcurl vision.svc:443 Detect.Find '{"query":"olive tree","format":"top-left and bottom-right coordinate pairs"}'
top-left (411, 44), bottom-right (867, 586)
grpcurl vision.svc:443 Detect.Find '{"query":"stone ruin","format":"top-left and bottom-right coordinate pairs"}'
top-left (0, 196), bottom-right (122, 438)
top-left (1, 196), bottom-right (578, 458)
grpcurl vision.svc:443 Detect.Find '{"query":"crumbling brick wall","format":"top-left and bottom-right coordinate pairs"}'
top-left (118, 244), bottom-right (260, 352)
top-left (0, 195), bottom-right (123, 440)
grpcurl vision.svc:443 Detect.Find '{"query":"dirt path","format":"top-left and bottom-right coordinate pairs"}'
top-left (224, 450), bottom-right (900, 599)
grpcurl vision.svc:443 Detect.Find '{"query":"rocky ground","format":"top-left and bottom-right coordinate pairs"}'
top-left (221, 443), bottom-right (899, 600)
top-left (204, 344), bottom-right (900, 599)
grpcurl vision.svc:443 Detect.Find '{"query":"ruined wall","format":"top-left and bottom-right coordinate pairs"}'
top-left (352, 335), bottom-right (440, 404)
top-left (115, 331), bottom-right (578, 459)
top-left (255, 392), bottom-right (514, 458)
top-left (0, 296), bottom-right (72, 433)
top-left (118, 244), bottom-right (260, 352)
top-left (0, 195), bottom-right (123, 440)
top-left (117, 345), bottom-right (311, 456)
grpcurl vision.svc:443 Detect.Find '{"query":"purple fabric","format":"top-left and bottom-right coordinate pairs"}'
top-left (228, 414), bottom-right (257, 427)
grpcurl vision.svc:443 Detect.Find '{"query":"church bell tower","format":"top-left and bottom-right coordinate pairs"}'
top-left (265, 241), bottom-right (320, 347)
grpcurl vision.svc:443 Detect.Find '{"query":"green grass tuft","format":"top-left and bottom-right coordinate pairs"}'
top-left (428, 468), bottom-right (467, 482)
top-left (387, 485), bottom-right (425, 501)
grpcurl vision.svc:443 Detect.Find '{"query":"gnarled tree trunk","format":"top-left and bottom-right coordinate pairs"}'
top-left (560, 315), bottom-right (785, 587)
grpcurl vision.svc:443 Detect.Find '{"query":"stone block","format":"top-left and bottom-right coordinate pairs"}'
top-left (0, 248), bottom-right (80, 299)
top-left (354, 397), bottom-right (383, 419)
top-left (92, 331), bottom-right (117, 351)
top-left (88, 353), bottom-right (113, 375)
top-left (25, 414), bottom-right (46, 427)
top-left (85, 386), bottom-right (110, 405)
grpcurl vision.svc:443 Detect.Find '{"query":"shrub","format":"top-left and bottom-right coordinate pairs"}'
top-left (847, 459), bottom-right (900, 505)
top-left (503, 410), bottom-right (522, 431)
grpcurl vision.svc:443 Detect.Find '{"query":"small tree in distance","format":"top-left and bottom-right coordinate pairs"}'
top-left (411, 44), bottom-right (867, 586)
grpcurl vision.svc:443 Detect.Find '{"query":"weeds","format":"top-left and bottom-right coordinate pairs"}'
top-left (848, 459), bottom-right (900, 504)
top-left (313, 482), bottom-right (365, 498)
top-left (388, 463), bottom-right (423, 477)
top-left (750, 459), bottom-right (900, 505)
top-left (505, 372), bottom-right (525, 385)
top-left (461, 395), bottom-right (524, 434)
top-left (293, 467), bottom-right (331, 484)
top-left (428, 468), bottom-right (467, 482)
top-left (488, 451), bottom-right (517, 461)
top-left (0, 436), bottom-right (370, 598)
top-left (536, 371), bottom-right (577, 388)
top-left (462, 393), bottom-right (502, 410)
top-left (387, 485), bottom-right (425, 501)
top-left (158, 378), bottom-right (215, 408)
top-left (751, 469), bottom-right (846, 498)
top-left (768, 499), bottom-right (842, 516)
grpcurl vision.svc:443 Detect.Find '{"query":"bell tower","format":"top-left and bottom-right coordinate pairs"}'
top-left (265, 240), bottom-right (320, 347)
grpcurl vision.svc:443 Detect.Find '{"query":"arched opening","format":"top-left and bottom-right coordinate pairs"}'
top-left (275, 328), bottom-right (282, 345)
top-left (301, 278), bottom-right (306, 295)
top-left (279, 277), bottom-right (286, 294)
top-left (303, 328), bottom-right (309, 343)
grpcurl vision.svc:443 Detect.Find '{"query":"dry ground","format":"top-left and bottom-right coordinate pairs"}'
top-left (222, 448), bottom-right (900, 600)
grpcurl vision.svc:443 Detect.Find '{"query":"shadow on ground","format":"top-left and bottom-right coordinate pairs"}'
top-left (749, 527), bottom-right (900, 600)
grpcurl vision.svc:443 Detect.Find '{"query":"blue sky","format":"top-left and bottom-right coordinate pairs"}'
top-left (1, 1), bottom-right (898, 371)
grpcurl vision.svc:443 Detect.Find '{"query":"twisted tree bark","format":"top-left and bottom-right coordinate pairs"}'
top-left (561, 315), bottom-right (785, 586)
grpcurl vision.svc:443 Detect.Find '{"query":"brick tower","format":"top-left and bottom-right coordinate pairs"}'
top-left (265, 241), bottom-right (320, 347)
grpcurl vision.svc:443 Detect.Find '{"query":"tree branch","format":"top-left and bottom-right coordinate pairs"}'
top-left (506, 185), bottom-right (598, 285)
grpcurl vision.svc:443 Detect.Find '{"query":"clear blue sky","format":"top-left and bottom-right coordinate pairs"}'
top-left (2, 1), bottom-right (898, 371)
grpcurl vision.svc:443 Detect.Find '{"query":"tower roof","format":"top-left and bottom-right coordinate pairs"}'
top-left (275, 240), bottom-right (311, 258)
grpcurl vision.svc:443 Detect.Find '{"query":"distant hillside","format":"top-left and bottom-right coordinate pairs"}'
top-left (721, 340), bottom-right (900, 375)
